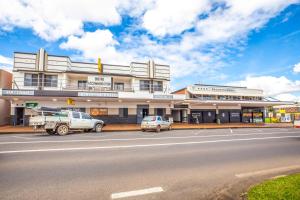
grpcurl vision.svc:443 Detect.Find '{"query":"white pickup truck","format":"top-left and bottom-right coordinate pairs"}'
top-left (29, 110), bottom-right (105, 136)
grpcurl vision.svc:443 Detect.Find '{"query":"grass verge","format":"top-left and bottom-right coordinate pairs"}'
top-left (248, 173), bottom-right (300, 200)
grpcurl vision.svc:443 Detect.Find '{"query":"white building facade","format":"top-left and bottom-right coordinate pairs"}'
top-left (0, 49), bottom-right (184, 125)
top-left (0, 48), bottom-right (294, 126)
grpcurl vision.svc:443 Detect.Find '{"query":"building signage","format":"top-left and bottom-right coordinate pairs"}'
top-left (78, 92), bottom-right (118, 98)
top-left (153, 94), bottom-right (173, 99)
top-left (2, 89), bottom-right (34, 96)
top-left (25, 102), bottom-right (38, 108)
top-left (90, 108), bottom-right (108, 116)
top-left (191, 86), bottom-right (235, 93)
top-left (87, 75), bottom-right (111, 89)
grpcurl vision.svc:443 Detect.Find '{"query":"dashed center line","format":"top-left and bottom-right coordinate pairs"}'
top-left (111, 187), bottom-right (164, 199)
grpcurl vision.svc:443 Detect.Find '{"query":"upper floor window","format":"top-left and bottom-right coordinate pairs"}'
top-left (78, 80), bottom-right (87, 90)
top-left (24, 73), bottom-right (38, 86)
top-left (153, 81), bottom-right (163, 91)
top-left (114, 82), bottom-right (124, 91)
top-left (140, 80), bottom-right (150, 91)
top-left (44, 74), bottom-right (58, 87)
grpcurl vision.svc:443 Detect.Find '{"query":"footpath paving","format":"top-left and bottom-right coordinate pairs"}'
top-left (0, 123), bottom-right (294, 134)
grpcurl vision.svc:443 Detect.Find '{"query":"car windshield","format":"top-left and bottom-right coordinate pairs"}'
top-left (142, 116), bottom-right (156, 122)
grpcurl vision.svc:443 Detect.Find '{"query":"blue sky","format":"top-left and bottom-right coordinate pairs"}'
top-left (0, 0), bottom-right (299, 101)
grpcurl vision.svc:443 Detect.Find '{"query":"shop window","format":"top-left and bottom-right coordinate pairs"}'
top-left (78, 80), bottom-right (87, 89)
top-left (153, 81), bottom-right (163, 91)
top-left (24, 73), bottom-right (38, 86)
top-left (114, 82), bottom-right (124, 91)
top-left (140, 80), bottom-right (150, 91)
top-left (90, 108), bottom-right (108, 116)
top-left (119, 108), bottom-right (128, 118)
top-left (44, 74), bottom-right (58, 87)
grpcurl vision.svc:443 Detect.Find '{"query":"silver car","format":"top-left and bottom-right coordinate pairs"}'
top-left (141, 116), bottom-right (172, 132)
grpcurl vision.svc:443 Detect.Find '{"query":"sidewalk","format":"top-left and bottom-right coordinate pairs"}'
top-left (0, 123), bottom-right (295, 134)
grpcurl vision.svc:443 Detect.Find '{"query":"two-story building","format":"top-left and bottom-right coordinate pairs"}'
top-left (0, 48), bottom-right (184, 125)
top-left (0, 48), bottom-right (294, 126)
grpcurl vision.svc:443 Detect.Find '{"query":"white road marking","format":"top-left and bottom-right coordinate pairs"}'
top-left (229, 129), bottom-right (233, 133)
top-left (0, 131), bottom-right (298, 145)
top-left (111, 187), bottom-right (163, 199)
top-left (235, 165), bottom-right (300, 178)
top-left (12, 136), bottom-right (36, 140)
top-left (0, 135), bottom-right (299, 154)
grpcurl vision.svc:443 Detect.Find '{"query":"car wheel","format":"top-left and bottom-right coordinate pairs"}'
top-left (46, 129), bottom-right (56, 135)
top-left (156, 125), bottom-right (161, 132)
top-left (57, 125), bottom-right (69, 136)
top-left (95, 124), bottom-right (103, 133)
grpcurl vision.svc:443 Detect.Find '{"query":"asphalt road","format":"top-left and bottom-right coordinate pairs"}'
top-left (1, 128), bottom-right (300, 200)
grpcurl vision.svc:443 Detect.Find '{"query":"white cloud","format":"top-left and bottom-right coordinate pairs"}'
top-left (142, 0), bottom-right (211, 36)
top-left (180, 0), bottom-right (298, 50)
top-left (0, 55), bottom-right (13, 72)
top-left (229, 75), bottom-right (300, 101)
top-left (60, 29), bottom-right (134, 64)
top-left (0, 55), bottom-right (13, 65)
top-left (275, 93), bottom-right (300, 102)
top-left (0, 0), bottom-right (129, 41)
top-left (2, 0), bottom-right (297, 82)
top-left (293, 62), bottom-right (300, 73)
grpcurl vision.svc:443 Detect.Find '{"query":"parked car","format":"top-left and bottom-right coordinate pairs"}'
top-left (141, 116), bottom-right (172, 132)
top-left (29, 110), bottom-right (104, 136)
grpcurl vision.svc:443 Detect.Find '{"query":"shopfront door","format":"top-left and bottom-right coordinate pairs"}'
top-left (203, 110), bottom-right (216, 123)
top-left (15, 107), bottom-right (24, 126)
top-left (219, 110), bottom-right (229, 123)
top-left (137, 105), bottom-right (149, 123)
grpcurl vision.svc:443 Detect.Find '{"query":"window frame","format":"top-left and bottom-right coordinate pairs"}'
top-left (78, 80), bottom-right (87, 90)
top-left (114, 82), bottom-right (125, 91)
top-left (72, 112), bottom-right (80, 119)
top-left (24, 73), bottom-right (38, 87)
top-left (139, 80), bottom-right (150, 91)
top-left (153, 81), bottom-right (163, 92)
top-left (44, 74), bottom-right (58, 87)
top-left (81, 112), bottom-right (92, 119)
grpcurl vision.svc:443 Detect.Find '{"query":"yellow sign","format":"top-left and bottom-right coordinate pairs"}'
top-left (67, 98), bottom-right (74, 105)
top-left (98, 57), bottom-right (102, 73)
top-left (279, 109), bottom-right (286, 114)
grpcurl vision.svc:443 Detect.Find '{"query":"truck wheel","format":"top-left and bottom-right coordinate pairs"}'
top-left (46, 129), bottom-right (56, 135)
top-left (57, 125), bottom-right (69, 136)
top-left (95, 124), bottom-right (103, 133)
top-left (156, 125), bottom-right (161, 132)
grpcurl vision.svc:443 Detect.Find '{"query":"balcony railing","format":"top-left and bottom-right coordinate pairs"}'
top-left (12, 77), bottom-right (171, 93)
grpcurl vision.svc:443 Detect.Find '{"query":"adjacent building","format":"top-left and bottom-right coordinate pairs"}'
top-left (172, 84), bottom-right (288, 123)
top-left (0, 48), bottom-right (294, 126)
top-left (0, 70), bottom-right (12, 125)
